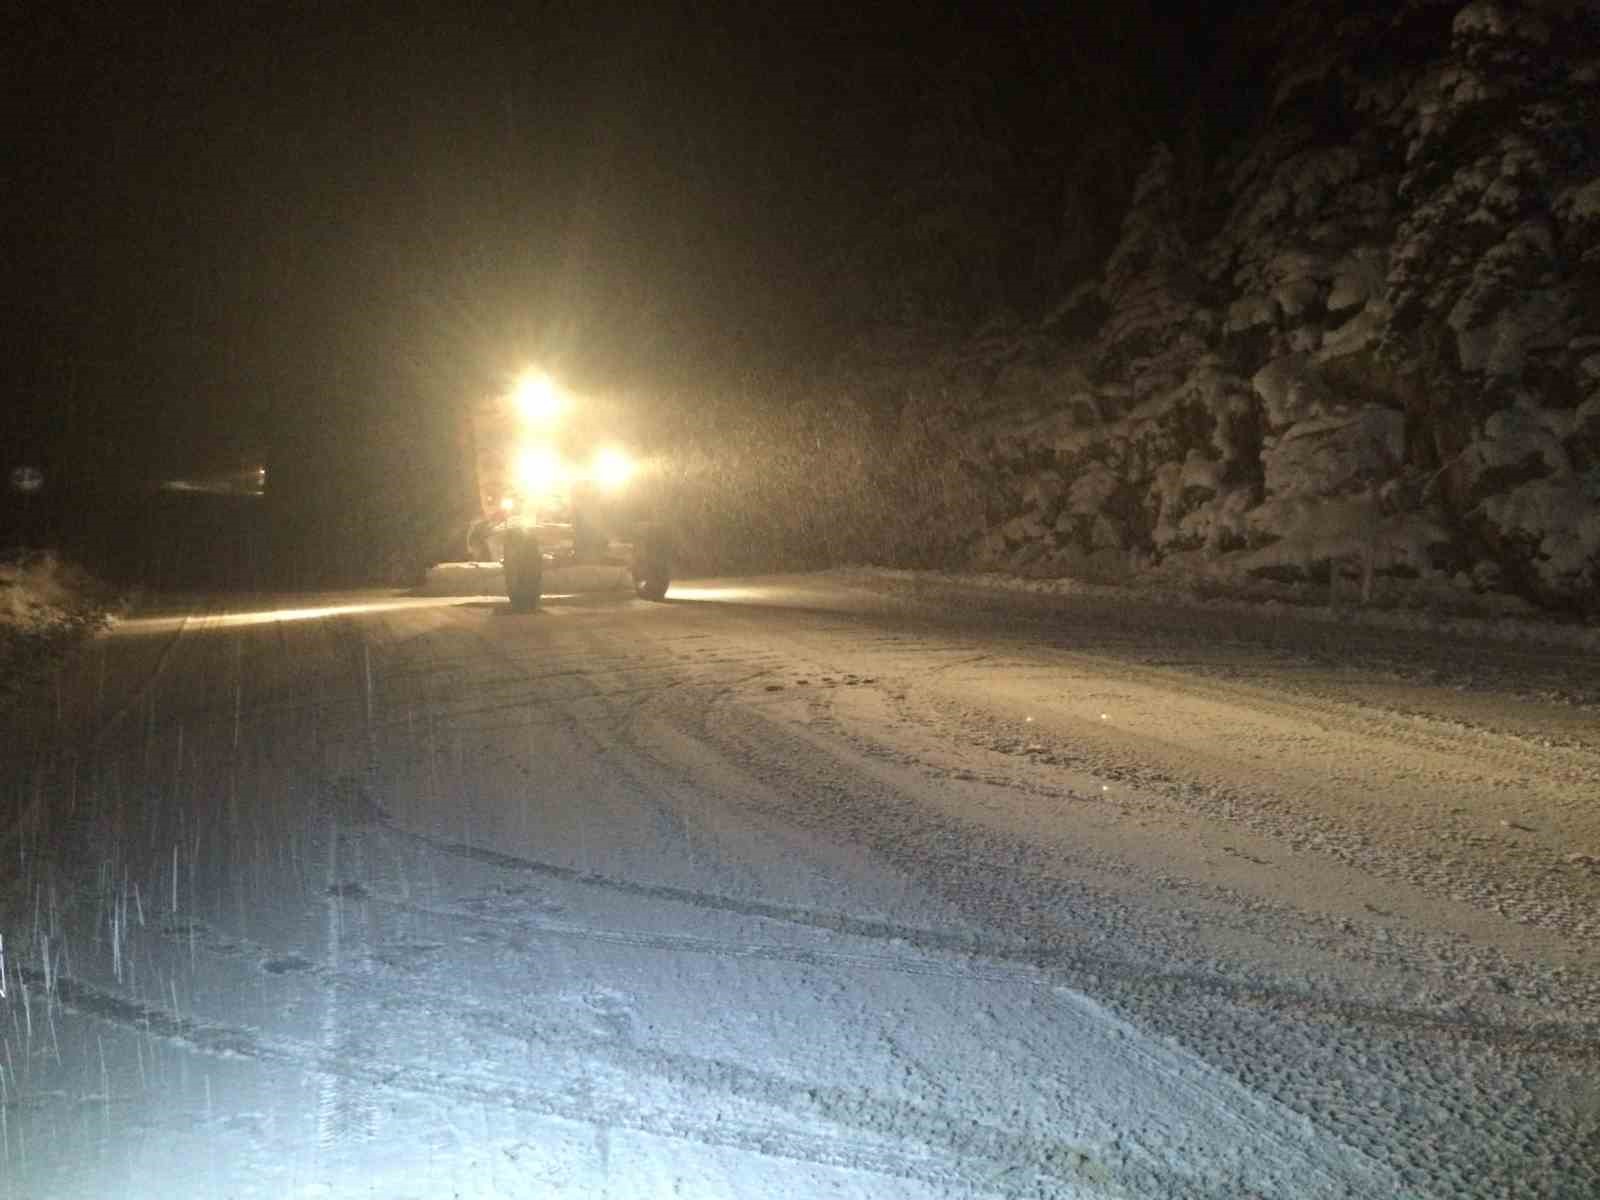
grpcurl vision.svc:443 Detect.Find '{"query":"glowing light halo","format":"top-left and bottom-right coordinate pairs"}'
top-left (590, 446), bottom-right (634, 490)
top-left (515, 444), bottom-right (565, 493)
top-left (511, 370), bottom-right (562, 424)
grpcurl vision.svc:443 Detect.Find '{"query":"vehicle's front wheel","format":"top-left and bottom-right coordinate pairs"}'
top-left (503, 529), bottom-right (542, 611)
top-left (632, 526), bottom-right (671, 601)
top-left (634, 568), bottom-right (670, 602)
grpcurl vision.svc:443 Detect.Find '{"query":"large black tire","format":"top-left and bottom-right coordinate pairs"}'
top-left (503, 529), bottom-right (542, 611)
top-left (633, 528), bottom-right (671, 602)
top-left (635, 569), bottom-right (670, 602)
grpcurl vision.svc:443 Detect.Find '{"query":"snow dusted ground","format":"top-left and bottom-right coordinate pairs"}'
top-left (2, 572), bottom-right (1597, 1197)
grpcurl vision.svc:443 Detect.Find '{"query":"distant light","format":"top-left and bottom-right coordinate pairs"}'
top-left (512, 370), bottom-right (562, 424)
top-left (9, 465), bottom-right (45, 494)
top-left (159, 464), bottom-right (266, 497)
top-left (500, 496), bottom-right (515, 511)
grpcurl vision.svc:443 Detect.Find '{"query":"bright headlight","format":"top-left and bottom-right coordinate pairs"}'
top-left (591, 447), bottom-right (634, 491)
top-left (512, 370), bottom-right (562, 425)
top-left (515, 445), bottom-right (565, 493)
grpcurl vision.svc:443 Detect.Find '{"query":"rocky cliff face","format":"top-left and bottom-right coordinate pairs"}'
top-left (934, 0), bottom-right (1599, 610)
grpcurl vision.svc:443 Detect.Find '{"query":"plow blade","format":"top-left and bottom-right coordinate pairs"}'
top-left (419, 560), bottom-right (634, 598)
top-left (418, 561), bottom-right (504, 596)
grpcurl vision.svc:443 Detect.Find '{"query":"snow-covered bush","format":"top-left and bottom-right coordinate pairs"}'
top-left (0, 551), bottom-right (114, 712)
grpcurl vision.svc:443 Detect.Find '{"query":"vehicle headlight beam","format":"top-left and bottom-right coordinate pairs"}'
top-left (591, 447), bottom-right (634, 491)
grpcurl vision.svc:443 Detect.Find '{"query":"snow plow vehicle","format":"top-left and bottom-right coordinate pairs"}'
top-left (425, 371), bottom-right (672, 610)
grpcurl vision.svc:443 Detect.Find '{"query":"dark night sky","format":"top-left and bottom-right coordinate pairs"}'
top-left (5, 2), bottom-right (1232, 486)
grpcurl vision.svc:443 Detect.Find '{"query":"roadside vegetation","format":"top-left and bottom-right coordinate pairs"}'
top-left (0, 550), bottom-right (116, 717)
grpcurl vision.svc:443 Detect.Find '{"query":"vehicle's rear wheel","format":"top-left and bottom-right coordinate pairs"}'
top-left (503, 529), bottom-right (542, 610)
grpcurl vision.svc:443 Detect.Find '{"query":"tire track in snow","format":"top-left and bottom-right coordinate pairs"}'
top-left (1029, 649), bottom-right (1600, 791)
top-left (361, 891), bottom-right (1043, 986)
top-left (622, 662), bottom-right (1600, 1054)
top-left (13, 965), bottom-right (1104, 1199)
top-left (699, 606), bottom-right (1600, 957)
top-left (19, 953), bottom-right (1408, 1198)
top-left (372, 816), bottom-right (1600, 1062)
top-left (897, 671), bottom-right (1600, 946)
top-left (312, 817), bottom-right (375, 1148)
top-left (379, 819), bottom-right (998, 954)
top-left (636, 643), bottom-right (1600, 1195)
top-left (440, 612), bottom-right (793, 878)
top-left (352, 608), bottom-right (1600, 1061)
top-left (355, 608), bottom-right (1600, 1059)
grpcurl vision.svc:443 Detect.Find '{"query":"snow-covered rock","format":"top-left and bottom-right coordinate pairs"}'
top-left (1, 552), bottom-right (102, 634)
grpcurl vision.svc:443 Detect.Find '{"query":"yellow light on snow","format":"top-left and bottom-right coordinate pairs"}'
top-left (512, 370), bottom-right (562, 424)
top-left (591, 446), bottom-right (634, 490)
top-left (515, 445), bottom-right (565, 493)
top-left (110, 596), bottom-right (490, 636)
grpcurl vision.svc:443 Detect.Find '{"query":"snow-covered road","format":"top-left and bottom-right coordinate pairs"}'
top-left (3, 573), bottom-right (1597, 1198)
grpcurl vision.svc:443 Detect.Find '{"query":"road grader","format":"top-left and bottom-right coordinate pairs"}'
top-left (426, 370), bottom-right (671, 610)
